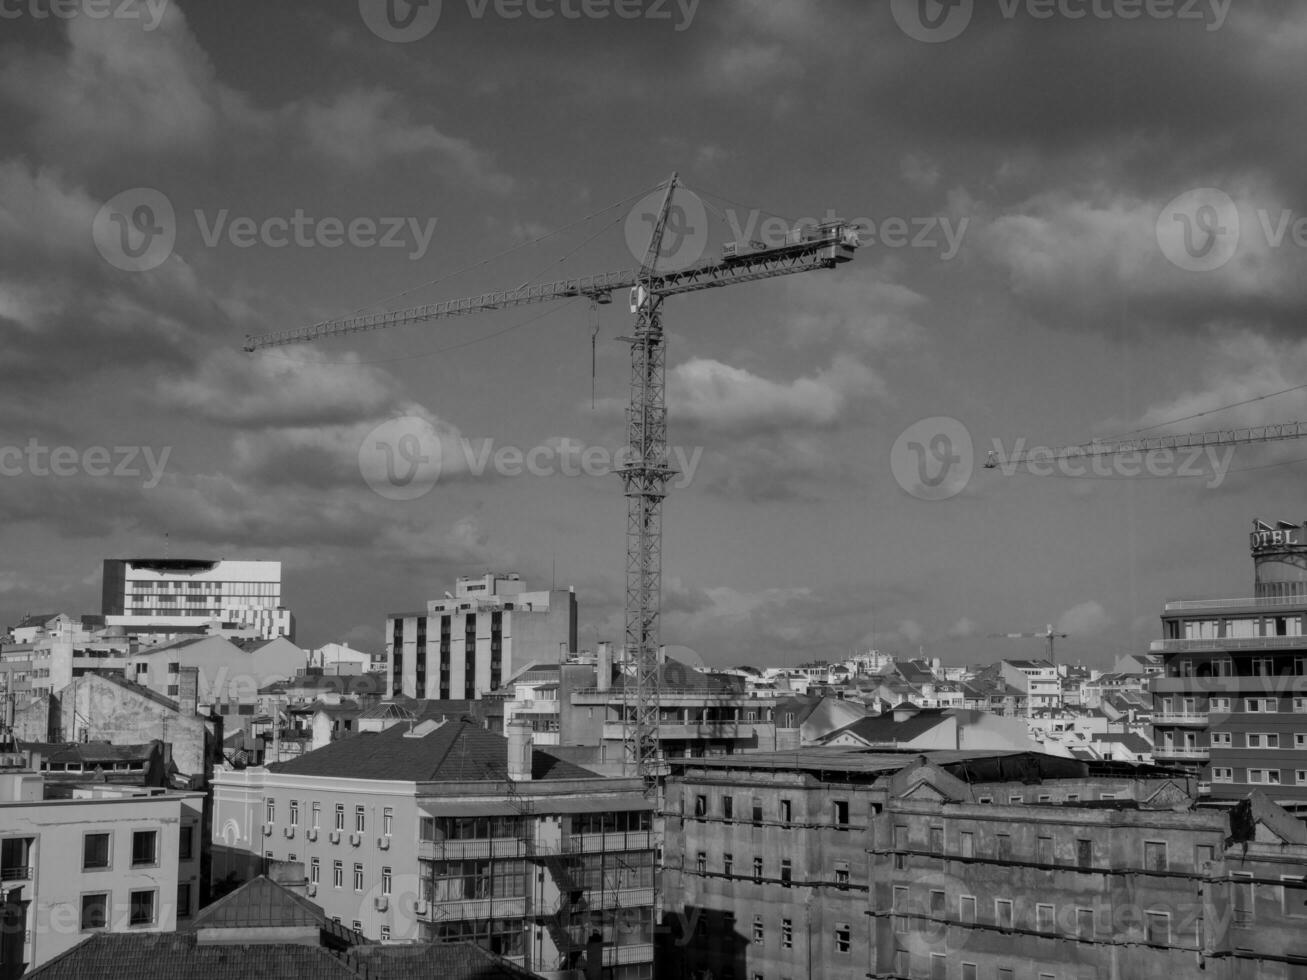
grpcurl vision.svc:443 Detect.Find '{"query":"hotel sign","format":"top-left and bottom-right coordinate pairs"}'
top-left (1251, 528), bottom-right (1304, 552)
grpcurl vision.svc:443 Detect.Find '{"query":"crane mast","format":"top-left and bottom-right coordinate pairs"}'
top-left (243, 174), bottom-right (860, 784)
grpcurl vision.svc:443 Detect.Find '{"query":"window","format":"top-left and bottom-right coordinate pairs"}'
top-left (312, 802), bottom-right (321, 829)
top-left (894, 824), bottom-right (909, 870)
top-left (1213, 767), bottom-right (1234, 782)
top-left (1076, 839), bottom-right (1093, 869)
top-left (892, 885), bottom-right (908, 913)
top-left (722, 796), bottom-right (733, 821)
top-left (996, 899), bottom-right (1014, 928)
top-left (1144, 841), bottom-right (1168, 871)
top-left (696, 852), bottom-right (706, 874)
top-left (834, 923), bottom-right (850, 953)
top-left (752, 798), bottom-right (763, 826)
top-left (129, 889), bottom-right (155, 926)
top-left (1036, 903), bottom-right (1055, 932)
top-left (694, 795), bottom-right (707, 817)
top-left (179, 825), bottom-right (193, 861)
top-left (335, 804), bottom-right (345, 831)
top-left (353, 920), bottom-right (362, 933)
top-left (781, 918), bottom-right (793, 948)
top-left (779, 799), bottom-right (792, 824)
top-left (80, 893), bottom-right (109, 930)
top-left (959, 895), bottom-right (977, 923)
top-left (289, 800), bottom-right (299, 826)
top-left (177, 882), bottom-right (192, 919)
top-left (266, 798), bottom-right (276, 823)
top-left (382, 866), bottom-right (392, 895)
top-left (83, 833), bottom-right (111, 870)
top-left (1008, 794), bottom-right (1023, 804)
top-left (753, 857), bottom-right (763, 882)
top-left (1146, 910), bottom-right (1171, 945)
top-left (353, 862), bottom-right (364, 892)
top-left (780, 859), bottom-right (792, 887)
top-left (833, 800), bottom-right (849, 826)
top-left (930, 954), bottom-right (947, 980)
top-left (929, 826), bottom-right (944, 855)
top-left (930, 890), bottom-right (946, 916)
top-left (998, 970), bottom-right (1014, 980)
top-left (1036, 836), bottom-right (1053, 865)
top-left (1212, 697), bottom-right (1232, 712)
top-left (383, 807), bottom-right (393, 836)
top-left (996, 834), bottom-right (1011, 861)
top-left (960, 831), bottom-right (975, 858)
top-left (1212, 732), bottom-right (1232, 747)
top-left (380, 925), bottom-right (391, 940)
top-left (834, 860), bottom-right (849, 888)
top-left (1250, 769), bottom-right (1283, 785)
top-left (131, 830), bottom-right (157, 867)
top-left (752, 915), bottom-right (763, 943)
top-left (724, 853), bottom-right (733, 876)
top-left (355, 806), bottom-right (366, 833)
top-left (962, 965), bottom-right (978, 980)
top-left (333, 860), bottom-right (343, 888)
top-left (1248, 733), bottom-right (1278, 748)
top-left (1076, 907), bottom-right (1094, 939)
top-left (310, 857), bottom-right (320, 884)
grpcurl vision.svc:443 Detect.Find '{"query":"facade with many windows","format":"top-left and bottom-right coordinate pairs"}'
top-left (1151, 519), bottom-right (1307, 799)
top-left (660, 748), bottom-right (1307, 980)
top-left (210, 714), bottom-right (654, 980)
top-left (0, 764), bottom-right (203, 979)
top-left (387, 574), bottom-right (576, 700)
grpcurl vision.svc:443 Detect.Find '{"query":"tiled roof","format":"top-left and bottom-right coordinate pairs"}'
top-left (87, 671), bottom-right (180, 712)
top-left (269, 718), bottom-right (598, 782)
top-left (24, 740), bottom-right (155, 764)
top-left (192, 875), bottom-right (326, 931)
top-left (22, 933), bottom-right (363, 980)
top-left (13, 613), bottom-right (58, 630)
top-left (343, 943), bottom-right (541, 979)
top-left (822, 709), bottom-right (951, 745)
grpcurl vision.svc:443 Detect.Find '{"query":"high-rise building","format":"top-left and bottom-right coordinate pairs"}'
top-left (101, 558), bottom-right (294, 641)
top-left (1151, 518), bottom-right (1307, 798)
top-left (386, 574), bottom-right (576, 699)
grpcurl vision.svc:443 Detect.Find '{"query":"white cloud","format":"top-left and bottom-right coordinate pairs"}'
top-left (1056, 601), bottom-right (1112, 637)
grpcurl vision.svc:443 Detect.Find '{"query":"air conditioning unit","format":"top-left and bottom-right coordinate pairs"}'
top-left (414, 900), bottom-right (428, 916)
top-left (262, 823), bottom-right (273, 836)
top-left (306, 829), bottom-right (318, 841)
top-left (349, 833), bottom-right (362, 847)
top-left (329, 831), bottom-right (341, 844)
top-left (374, 896), bottom-right (388, 911)
top-left (284, 827), bottom-right (295, 839)
top-left (377, 837), bottom-right (390, 851)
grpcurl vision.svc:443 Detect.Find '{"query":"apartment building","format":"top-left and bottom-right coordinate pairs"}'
top-left (387, 574), bottom-right (577, 700)
top-left (102, 557), bottom-right (295, 641)
top-left (210, 715), bottom-right (656, 980)
top-left (0, 759), bottom-right (203, 978)
top-left (661, 747), bottom-right (1305, 979)
top-left (1151, 518), bottom-right (1307, 799)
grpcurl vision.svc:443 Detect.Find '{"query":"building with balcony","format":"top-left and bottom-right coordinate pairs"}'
top-left (210, 714), bottom-right (655, 980)
top-left (0, 758), bottom-right (203, 979)
top-left (102, 558), bottom-right (294, 641)
top-left (1151, 518), bottom-right (1307, 799)
top-left (386, 574), bottom-right (577, 700)
top-left (661, 747), bottom-right (1304, 980)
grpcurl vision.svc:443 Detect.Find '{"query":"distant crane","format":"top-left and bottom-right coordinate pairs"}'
top-left (984, 421), bottom-right (1307, 470)
top-left (989, 624), bottom-right (1068, 664)
top-left (243, 173), bottom-right (860, 784)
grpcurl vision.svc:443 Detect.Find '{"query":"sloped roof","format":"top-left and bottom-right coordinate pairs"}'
top-left (25, 740), bottom-right (155, 764)
top-left (357, 701), bottom-right (416, 721)
top-left (12, 613), bottom-right (58, 630)
top-left (1091, 732), bottom-right (1152, 753)
top-left (821, 709), bottom-right (952, 745)
top-left (343, 943), bottom-right (541, 979)
top-left (269, 718), bottom-right (597, 783)
top-left (192, 875), bottom-right (327, 931)
top-left (86, 671), bottom-right (180, 712)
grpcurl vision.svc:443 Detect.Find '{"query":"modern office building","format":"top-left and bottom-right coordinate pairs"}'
top-left (210, 714), bottom-right (656, 980)
top-left (386, 574), bottom-right (577, 699)
top-left (661, 747), bottom-right (1306, 980)
top-left (0, 757), bottom-right (203, 978)
top-left (101, 558), bottom-right (295, 641)
top-left (1151, 518), bottom-right (1307, 799)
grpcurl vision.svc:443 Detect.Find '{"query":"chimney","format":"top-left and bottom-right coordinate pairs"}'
top-left (596, 642), bottom-right (612, 693)
top-left (507, 719), bottom-right (533, 782)
top-left (177, 667), bottom-right (199, 716)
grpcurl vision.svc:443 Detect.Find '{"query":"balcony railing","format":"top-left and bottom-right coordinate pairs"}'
top-left (602, 944), bottom-right (655, 967)
top-left (1151, 637), bottom-right (1307, 652)
top-left (0, 866), bottom-right (31, 882)
top-left (562, 831), bottom-right (652, 854)
top-left (419, 896), bottom-right (527, 921)
top-left (1152, 745), bottom-right (1209, 759)
top-left (1165, 596), bottom-right (1307, 612)
top-left (587, 887), bottom-right (655, 911)
top-left (418, 837), bottom-right (528, 861)
top-left (1151, 711), bottom-right (1208, 724)
top-left (601, 721), bottom-right (757, 741)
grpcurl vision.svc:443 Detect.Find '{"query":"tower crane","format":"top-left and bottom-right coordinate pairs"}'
top-left (988, 625), bottom-right (1068, 664)
top-left (243, 173), bottom-right (860, 784)
top-left (984, 420), bottom-right (1307, 470)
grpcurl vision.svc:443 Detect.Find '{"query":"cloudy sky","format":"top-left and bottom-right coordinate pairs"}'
top-left (4, 0), bottom-right (1307, 668)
